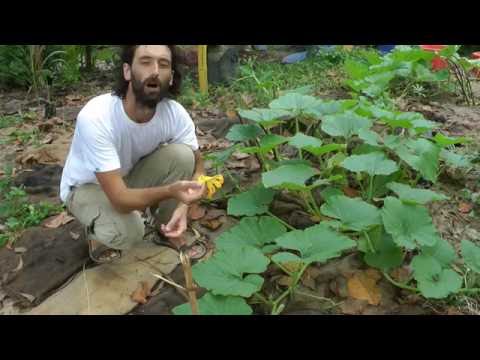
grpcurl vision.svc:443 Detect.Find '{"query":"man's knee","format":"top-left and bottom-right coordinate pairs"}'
top-left (162, 144), bottom-right (195, 177)
top-left (90, 210), bottom-right (145, 250)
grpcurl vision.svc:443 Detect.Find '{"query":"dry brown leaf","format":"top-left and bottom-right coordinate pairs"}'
top-left (277, 275), bottom-right (294, 287)
top-left (200, 218), bottom-right (223, 231)
top-left (245, 157), bottom-right (261, 172)
top-left (41, 134), bottom-right (54, 144)
top-left (130, 281), bottom-right (152, 304)
top-left (232, 152), bottom-right (250, 160)
top-left (390, 266), bottom-right (411, 283)
top-left (458, 202), bottom-right (473, 214)
top-left (340, 299), bottom-right (369, 315)
top-left (301, 269), bottom-right (317, 290)
top-left (13, 256), bottom-right (23, 272)
top-left (226, 110), bottom-right (238, 120)
top-left (241, 94), bottom-right (254, 107)
top-left (204, 209), bottom-right (226, 221)
top-left (43, 211), bottom-right (75, 229)
top-left (343, 186), bottom-right (360, 198)
top-left (19, 293), bottom-right (35, 303)
top-left (226, 160), bottom-right (248, 169)
top-left (188, 203), bottom-right (206, 221)
top-left (347, 269), bottom-right (382, 306)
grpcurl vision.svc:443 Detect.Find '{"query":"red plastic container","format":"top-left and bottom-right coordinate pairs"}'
top-left (420, 45), bottom-right (449, 71)
top-left (472, 51), bottom-right (480, 78)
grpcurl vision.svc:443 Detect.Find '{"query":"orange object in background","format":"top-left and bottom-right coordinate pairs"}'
top-left (472, 51), bottom-right (480, 78)
top-left (420, 45), bottom-right (449, 71)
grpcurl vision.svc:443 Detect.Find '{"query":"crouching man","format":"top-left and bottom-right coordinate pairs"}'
top-left (60, 45), bottom-right (206, 263)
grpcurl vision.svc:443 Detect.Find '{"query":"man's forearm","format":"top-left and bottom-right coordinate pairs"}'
top-left (113, 185), bottom-right (174, 214)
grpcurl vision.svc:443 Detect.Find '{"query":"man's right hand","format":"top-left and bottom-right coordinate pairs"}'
top-left (168, 180), bottom-right (204, 205)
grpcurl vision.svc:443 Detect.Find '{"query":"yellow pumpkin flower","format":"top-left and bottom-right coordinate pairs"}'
top-left (198, 175), bottom-right (224, 199)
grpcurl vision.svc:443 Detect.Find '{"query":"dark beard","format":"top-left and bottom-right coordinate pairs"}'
top-left (131, 74), bottom-right (170, 109)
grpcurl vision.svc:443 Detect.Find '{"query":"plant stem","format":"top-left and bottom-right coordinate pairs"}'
top-left (253, 292), bottom-right (273, 306)
top-left (383, 272), bottom-right (420, 293)
top-left (363, 231), bottom-right (376, 253)
top-left (266, 211), bottom-right (297, 231)
top-left (307, 190), bottom-right (322, 218)
top-left (457, 288), bottom-right (480, 294)
top-left (367, 175), bottom-right (375, 203)
top-left (271, 263), bottom-right (309, 315)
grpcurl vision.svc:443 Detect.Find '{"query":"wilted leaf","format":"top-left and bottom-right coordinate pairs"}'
top-left (347, 269), bottom-right (382, 305)
top-left (43, 211), bottom-right (75, 229)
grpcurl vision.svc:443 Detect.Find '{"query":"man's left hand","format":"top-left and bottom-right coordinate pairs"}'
top-left (161, 203), bottom-right (189, 239)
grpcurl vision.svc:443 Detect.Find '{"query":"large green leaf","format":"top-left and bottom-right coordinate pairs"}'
top-left (433, 133), bottom-right (469, 148)
top-left (341, 152), bottom-right (399, 176)
top-left (288, 133), bottom-right (345, 156)
top-left (288, 132), bottom-right (323, 149)
top-left (321, 112), bottom-right (372, 139)
top-left (395, 138), bottom-right (440, 183)
top-left (344, 59), bottom-right (369, 80)
top-left (226, 124), bottom-right (263, 142)
top-left (358, 128), bottom-right (382, 147)
top-left (411, 255), bottom-right (462, 299)
top-left (273, 223), bottom-right (356, 265)
top-left (382, 197), bottom-right (439, 250)
top-left (269, 93), bottom-right (321, 118)
top-left (227, 185), bottom-right (276, 217)
top-left (386, 182), bottom-right (449, 205)
top-left (362, 226), bottom-right (404, 271)
top-left (262, 164), bottom-right (318, 191)
top-left (215, 216), bottom-right (286, 251)
top-left (240, 134), bottom-right (288, 155)
top-left (192, 245), bottom-right (269, 297)
top-left (238, 108), bottom-right (290, 128)
top-left (320, 195), bottom-right (381, 232)
top-left (420, 238), bottom-right (456, 267)
top-left (173, 293), bottom-right (252, 315)
top-left (461, 240), bottom-right (480, 274)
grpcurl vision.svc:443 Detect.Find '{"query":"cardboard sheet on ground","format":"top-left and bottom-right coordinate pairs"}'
top-left (27, 242), bottom-right (180, 315)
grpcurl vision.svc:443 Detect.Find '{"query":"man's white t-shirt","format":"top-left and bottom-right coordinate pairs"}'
top-left (59, 93), bottom-right (199, 202)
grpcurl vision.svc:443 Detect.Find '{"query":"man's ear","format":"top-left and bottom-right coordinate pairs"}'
top-left (123, 63), bottom-right (131, 82)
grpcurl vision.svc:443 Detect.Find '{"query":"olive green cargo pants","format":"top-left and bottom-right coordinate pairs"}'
top-left (65, 144), bottom-right (195, 250)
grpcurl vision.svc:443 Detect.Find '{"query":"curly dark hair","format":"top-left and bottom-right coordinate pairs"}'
top-left (112, 45), bottom-right (182, 99)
